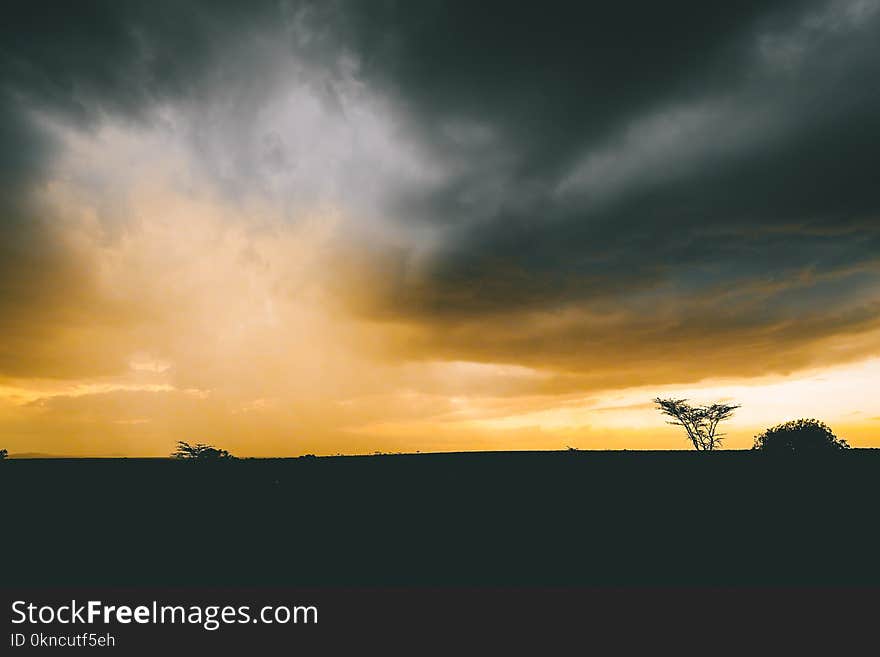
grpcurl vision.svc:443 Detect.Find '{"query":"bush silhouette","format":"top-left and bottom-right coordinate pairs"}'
top-left (0, 448), bottom-right (7, 460)
top-left (171, 441), bottom-right (236, 460)
top-left (752, 419), bottom-right (850, 453)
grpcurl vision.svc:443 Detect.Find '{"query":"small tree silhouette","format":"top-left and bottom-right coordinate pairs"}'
top-left (752, 419), bottom-right (850, 453)
top-left (0, 448), bottom-right (7, 460)
top-left (172, 441), bottom-right (236, 460)
top-left (654, 398), bottom-right (739, 451)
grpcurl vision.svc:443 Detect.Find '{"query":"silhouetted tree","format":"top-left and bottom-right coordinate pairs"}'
top-left (752, 419), bottom-right (850, 453)
top-left (172, 441), bottom-right (236, 460)
top-left (0, 448), bottom-right (7, 460)
top-left (654, 398), bottom-right (739, 451)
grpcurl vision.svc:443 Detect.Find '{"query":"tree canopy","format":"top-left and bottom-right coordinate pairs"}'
top-left (752, 419), bottom-right (849, 453)
top-left (171, 441), bottom-right (236, 460)
top-left (654, 398), bottom-right (739, 451)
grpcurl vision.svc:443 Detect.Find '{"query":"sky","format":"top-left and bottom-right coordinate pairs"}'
top-left (1, 0), bottom-right (879, 456)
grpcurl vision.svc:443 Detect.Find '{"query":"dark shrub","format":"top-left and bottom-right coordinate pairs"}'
top-left (171, 441), bottom-right (236, 460)
top-left (752, 419), bottom-right (849, 453)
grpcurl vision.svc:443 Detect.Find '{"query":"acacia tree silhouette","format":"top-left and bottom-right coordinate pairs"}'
top-left (654, 398), bottom-right (739, 451)
top-left (172, 441), bottom-right (236, 460)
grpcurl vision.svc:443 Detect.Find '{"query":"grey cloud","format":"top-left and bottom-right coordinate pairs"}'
top-left (361, 0), bottom-right (880, 322)
top-left (2, 0), bottom-right (880, 387)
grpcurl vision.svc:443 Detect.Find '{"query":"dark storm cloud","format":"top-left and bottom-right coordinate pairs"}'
top-left (329, 0), bottom-right (880, 308)
top-left (0, 0), bottom-right (338, 208)
top-left (0, 1), bottom-right (283, 122)
top-left (324, 0), bottom-right (880, 378)
top-left (335, 1), bottom-right (782, 172)
top-left (1, 0), bottom-right (879, 384)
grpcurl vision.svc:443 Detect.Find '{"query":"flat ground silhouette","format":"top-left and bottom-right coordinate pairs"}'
top-left (2, 450), bottom-right (878, 586)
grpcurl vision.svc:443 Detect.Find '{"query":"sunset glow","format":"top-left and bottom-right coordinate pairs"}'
top-left (2, 1), bottom-right (879, 456)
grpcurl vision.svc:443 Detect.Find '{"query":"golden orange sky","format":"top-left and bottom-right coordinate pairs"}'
top-left (0, 117), bottom-right (877, 457)
top-left (3, 1), bottom-right (880, 456)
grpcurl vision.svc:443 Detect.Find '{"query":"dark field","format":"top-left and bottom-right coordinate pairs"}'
top-left (3, 450), bottom-right (879, 586)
